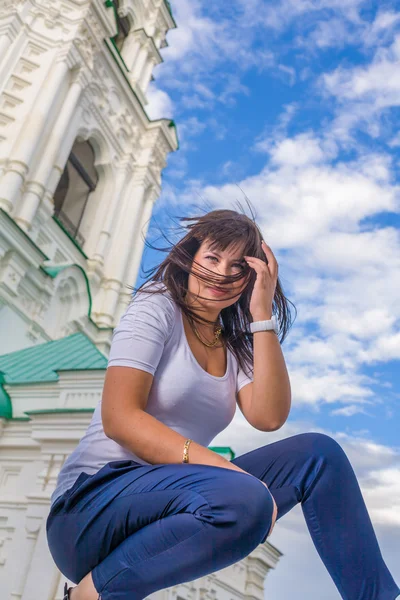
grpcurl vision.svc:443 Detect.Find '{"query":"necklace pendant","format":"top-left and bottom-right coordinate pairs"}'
top-left (192, 321), bottom-right (222, 347)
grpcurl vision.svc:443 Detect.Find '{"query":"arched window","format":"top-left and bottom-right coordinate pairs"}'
top-left (112, 0), bottom-right (131, 51)
top-left (53, 139), bottom-right (98, 246)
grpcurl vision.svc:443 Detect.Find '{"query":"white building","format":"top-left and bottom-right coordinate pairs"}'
top-left (0, 1), bottom-right (282, 599)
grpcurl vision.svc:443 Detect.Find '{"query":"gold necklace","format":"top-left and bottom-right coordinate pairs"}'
top-left (192, 321), bottom-right (223, 348)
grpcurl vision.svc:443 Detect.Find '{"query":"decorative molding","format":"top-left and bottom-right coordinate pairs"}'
top-left (73, 23), bottom-right (98, 71)
top-left (0, 0), bottom-right (25, 17)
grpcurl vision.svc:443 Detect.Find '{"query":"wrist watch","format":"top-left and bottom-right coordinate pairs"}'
top-left (250, 315), bottom-right (279, 334)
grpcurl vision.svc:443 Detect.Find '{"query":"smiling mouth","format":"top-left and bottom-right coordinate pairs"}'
top-left (208, 287), bottom-right (229, 295)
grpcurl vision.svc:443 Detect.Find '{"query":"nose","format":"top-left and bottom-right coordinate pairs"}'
top-left (215, 266), bottom-right (234, 286)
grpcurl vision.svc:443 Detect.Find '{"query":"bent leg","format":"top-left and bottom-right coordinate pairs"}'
top-left (231, 432), bottom-right (400, 600)
top-left (47, 460), bottom-right (274, 600)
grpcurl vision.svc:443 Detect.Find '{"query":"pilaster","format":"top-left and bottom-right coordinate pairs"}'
top-left (116, 184), bottom-right (158, 317)
top-left (94, 165), bottom-right (152, 326)
top-left (14, 69), bottom-right (85, 231)
top-left (0, 58), bottom-right (69, 213)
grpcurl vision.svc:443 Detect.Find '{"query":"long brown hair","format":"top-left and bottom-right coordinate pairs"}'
top-left (128, 203), bottom-right (297, 378)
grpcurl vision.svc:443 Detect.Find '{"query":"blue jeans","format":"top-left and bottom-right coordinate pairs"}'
top-left (46, 432), bottom-right (400, 600)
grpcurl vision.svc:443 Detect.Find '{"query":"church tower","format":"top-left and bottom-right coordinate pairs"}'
top-left (0, 0), bottom-right (178, 355)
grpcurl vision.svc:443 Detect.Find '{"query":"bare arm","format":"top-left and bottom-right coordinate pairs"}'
top-left (102, 366), bottom-right (255, 476)
top-left (102, 366), bottom-right (277, 536)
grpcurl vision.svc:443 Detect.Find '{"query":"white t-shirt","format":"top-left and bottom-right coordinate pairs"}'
top-left (50, 281), bottom-right (254, 507)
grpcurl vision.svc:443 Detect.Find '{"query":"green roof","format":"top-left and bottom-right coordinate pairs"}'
top-left (0, 372), bottom-right (11, 419)
top-left (0, 332), bottom-right (108, 386)
top-left (209, 446), bottom-right (236, 460)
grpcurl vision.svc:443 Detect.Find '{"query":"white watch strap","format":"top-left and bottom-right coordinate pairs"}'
top-left (250, 315), bottom-right (278, 334)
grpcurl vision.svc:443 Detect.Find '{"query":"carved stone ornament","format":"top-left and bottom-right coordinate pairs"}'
top-left (0, 0), bottom-right (24, 16)
top-left (116, 3), bottom-right (129, 19)
top-left (0, 536), bottom-right (8, 566)
top-left (149, 147), bottom-right (166, 173)
top-left (111, 108), bottom-right (139, 149)
top-left (43, 7), bottom-right (64, 31)
top-left (24, 516), bottom-right (42, 536)
top-left (74, 25), bottom-right (98, 71)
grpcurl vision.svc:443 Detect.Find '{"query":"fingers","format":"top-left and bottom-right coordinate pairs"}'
top-left (261, 240), bottom-right (279, 279)
top-left (245, 241), bottom-right (278, 280)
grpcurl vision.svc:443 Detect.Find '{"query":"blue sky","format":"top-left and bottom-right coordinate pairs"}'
top-left (137, 1), bottom-right (400, 597)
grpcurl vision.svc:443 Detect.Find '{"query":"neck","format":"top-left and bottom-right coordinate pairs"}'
top-left (183, 291), bottom-right (221, 330)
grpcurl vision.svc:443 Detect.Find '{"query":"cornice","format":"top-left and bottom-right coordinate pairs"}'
top-left (0, 208), bottom-right (49, 265)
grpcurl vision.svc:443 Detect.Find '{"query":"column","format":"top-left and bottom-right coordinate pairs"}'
top-left (130, 45), bottom-right (148, 82)
top-left (139, 58), bottom-right (154, 92)
top-left (116, 185), bottom-right (158, 318)
top-left (20, 516), bottom-right (58, 600)
top-left (99, 171), bottom-right (149, 325)
top-left (0, 58), bottom-right (69, 213)
top-left (11, 514), bottom-right (42, 600)
top-left (14, 75), bottom-right (83, 230)
top-left (91, 162), bottom-right (133, 264)
top-left (0, 36), bottom-right (10, 66)
top-left (122, 34), bottom-right (140, 71)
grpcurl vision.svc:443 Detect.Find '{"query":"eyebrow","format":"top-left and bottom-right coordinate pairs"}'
top-left (204, 248), bottom-right (245, 262)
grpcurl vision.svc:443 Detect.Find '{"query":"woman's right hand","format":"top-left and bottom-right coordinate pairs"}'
top-left (260, 480), bottom-right (278, 537)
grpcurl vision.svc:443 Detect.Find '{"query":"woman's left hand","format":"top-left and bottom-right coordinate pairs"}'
top-left (244, 240), bottom-right (279, 320)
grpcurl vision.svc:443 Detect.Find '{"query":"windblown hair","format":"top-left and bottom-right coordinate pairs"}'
top-left (128, 202), bottom-right (297, 378)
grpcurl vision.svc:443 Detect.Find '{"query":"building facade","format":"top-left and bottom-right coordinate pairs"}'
top-left (0, 1), bottom-right (282, 599)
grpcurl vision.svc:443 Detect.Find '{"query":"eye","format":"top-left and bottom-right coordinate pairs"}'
top-left (206, 256), bottom-right (245, 270)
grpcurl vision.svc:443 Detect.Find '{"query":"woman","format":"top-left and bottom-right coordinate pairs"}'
top-left (46, 209), bottom-right (400, 600)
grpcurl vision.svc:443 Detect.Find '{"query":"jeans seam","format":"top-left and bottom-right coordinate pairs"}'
top-left (95, 520), bottom-right (207, 594)
top-left (51, 487), bottom-right (215, 517)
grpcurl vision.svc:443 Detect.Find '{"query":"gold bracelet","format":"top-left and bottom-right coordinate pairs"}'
top-left (182, 439), bottom-right (192, 463)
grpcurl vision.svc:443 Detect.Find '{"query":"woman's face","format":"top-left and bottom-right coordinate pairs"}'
top-left (186, 238), bottom-right (249, 313)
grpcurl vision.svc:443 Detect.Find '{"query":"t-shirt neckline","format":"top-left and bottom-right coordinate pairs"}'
top-left (179, 310), bottom-right (230, 381)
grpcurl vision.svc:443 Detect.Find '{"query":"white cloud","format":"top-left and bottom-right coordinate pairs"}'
top-left (154, 0), bottom-right (278, 111)
top-left (388, 132), bottom-right (400, 147)
top-left (303, 17), bottom-right (356, 49)
top-left (163, 0), bottom-right (218, 63)
top-left (169, 125), bottom-right (400, 413)
top-left (371, 11), bottom-right (400, 32)
top-left (324, 36), bottom-right (400, 103)
top-left (191, 138), bottom-right (398, 249)
top-left (362, 331), bottom-right (400, 363)
top-left (176, 116), bottom-right (207, 142)
top-left (293, 7), bottom-right (400, 51)
top-left (252, 0), bottom-right (366, 33)
top-left (146, 85), bottom-right (174, 120)
top-left (330, 404), bottom-right (371, 416)
top-left (269, 133), bottom-right (334, 166)
top-left (289, 366), bottom-right (375, 407)
top-left (253, 103), bottom-right (298, 153)
top-left (321, 33), bottom-right (400, 143)
top-left (364, 10), bottom-right (400, 47)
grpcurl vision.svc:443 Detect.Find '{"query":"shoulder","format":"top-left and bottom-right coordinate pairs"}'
top-left (130, 281), bottom-right (176, 312)
top-left (125, 281), bottom-right (178, 334)
top-left (108, 281), bottom-right (178, 370)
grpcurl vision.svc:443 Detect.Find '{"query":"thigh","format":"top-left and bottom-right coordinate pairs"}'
top-left (48, 458), bottom-right (260, 520)
top-left (46, 458), bottom-right (269, 581)
top-left (230, 432), bottom-right (339, 518)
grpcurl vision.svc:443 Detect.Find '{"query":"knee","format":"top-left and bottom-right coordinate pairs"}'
top-left (201, 471), bottom-right (274, 547)
top-left (300, 432), bottom-right (346, 461)
top-left (232, 475), bottom-right (275, 544)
